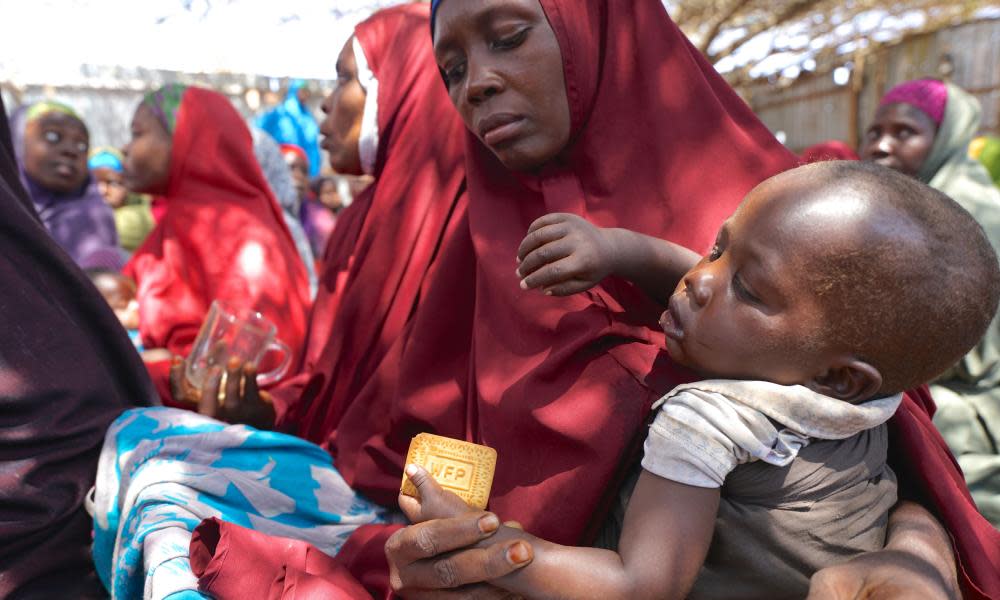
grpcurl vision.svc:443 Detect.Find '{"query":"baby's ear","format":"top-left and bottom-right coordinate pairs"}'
top-left (807, 358), bottom-right (883, 404)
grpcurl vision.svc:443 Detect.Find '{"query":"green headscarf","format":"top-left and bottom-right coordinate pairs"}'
top-left (922, 85), bottom-right (1000, 527)
top-left (24, 100), bottom-right (80, 124)
top-left (922, 84), bottom-right (1000, 389)
top-left (142, 83), bottom-right (188, 135)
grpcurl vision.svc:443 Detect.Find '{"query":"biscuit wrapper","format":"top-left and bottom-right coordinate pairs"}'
top-left (400, 433), bottom-right (497, 509)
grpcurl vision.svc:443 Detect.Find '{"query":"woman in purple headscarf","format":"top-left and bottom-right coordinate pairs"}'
top-left (11, 101), bottom-right (121, 267)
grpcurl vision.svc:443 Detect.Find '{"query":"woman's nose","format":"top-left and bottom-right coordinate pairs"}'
top-left (874, 134), bottom-right (896, 157)
top-left (465, 59), bottom-right (503, 106)
top-left (683, 266), bottom-right (714, 307)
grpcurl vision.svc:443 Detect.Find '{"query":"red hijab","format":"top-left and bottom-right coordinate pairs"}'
top-left (272, 4), bottom-right (467, 434)
top-left (124, 87), bottom-right (310, 398)
top-left (330, 0), bottom-right (793, 540)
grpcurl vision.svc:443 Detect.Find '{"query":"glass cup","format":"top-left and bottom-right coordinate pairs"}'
top-left (185, 300), bottom-right (292, 391)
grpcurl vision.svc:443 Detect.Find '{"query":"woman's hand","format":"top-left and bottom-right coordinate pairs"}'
top-left (399, 464), bottom-right (479, 523)
top-left (388, 468), bottom-right (533, 597)
top-left (169, 356), bottom-right (276, 429)
top-left (806, 501), bottom-right (959, 600)
top-left (516, 213), bottom-right (619, 296)
top-left (386, 513), bottom-right (533, 597)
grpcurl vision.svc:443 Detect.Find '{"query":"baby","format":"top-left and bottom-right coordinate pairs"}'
top-left (401, 161), bottom-right (1000, 599)
top-left (87, 268), bottom-right (142, 351)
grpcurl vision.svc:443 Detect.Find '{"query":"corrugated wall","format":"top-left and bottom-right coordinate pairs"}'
top-left (746, 19), bottom-right (1000, 153)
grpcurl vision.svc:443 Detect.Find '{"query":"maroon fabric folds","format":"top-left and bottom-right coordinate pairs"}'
top-left (190, 518), bottom-right (372, 600)
top-left (0, 96), bottom-right (157, 597)
top-left (123, 87), bottom-right (311, 401)
top-left (272, 3), bottom-right (467, 438)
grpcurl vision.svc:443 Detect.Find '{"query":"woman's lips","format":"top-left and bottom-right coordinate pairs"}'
top-left (477, 113), bottom-right (525, 147)
top-left (52, 162), bottom-right (77, 178)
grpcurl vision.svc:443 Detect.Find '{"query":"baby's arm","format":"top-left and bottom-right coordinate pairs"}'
top-left (516, 213), bottom-right (700, 303)
top-left (401, 465), bottom-right (718, 600)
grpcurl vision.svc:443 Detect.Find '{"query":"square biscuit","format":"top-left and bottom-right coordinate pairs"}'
top-left (400, 433), bottom-right (497, 510)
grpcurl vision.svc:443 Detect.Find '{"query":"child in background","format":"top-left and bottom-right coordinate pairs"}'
top-left (11, 101), bottom-right (120, 266)
top-left (282, 143), bottom-right (335, 256)
top-left (88, 147), bottom-right (155, 253)
top-left (86, 268), bottom-right (142, 350)
top-left (402, 161), bottom-right (1000, 600)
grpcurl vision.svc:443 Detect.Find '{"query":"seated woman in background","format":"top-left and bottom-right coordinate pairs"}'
top-left (250, 128), bottom-right (319, 297)
top-left (861, 78), bottom-right (1000, 527)
top-left (122, 84), bottom-right (311, 403)
top-left (89, 146), bottom-right (156, 253)
top-left (11, 101), bottom-right (120, 266)
top-left (0, 94), bottom-right (158, 599)
top-left (283, 142), bottom-right (337, 256)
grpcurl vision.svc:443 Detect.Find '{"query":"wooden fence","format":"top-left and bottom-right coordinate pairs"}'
top-left (745, 19), bottom-right (1000, 153)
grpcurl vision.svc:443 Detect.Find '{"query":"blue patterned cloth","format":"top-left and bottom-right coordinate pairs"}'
top-left (92, 407), bottom-right (397, 600)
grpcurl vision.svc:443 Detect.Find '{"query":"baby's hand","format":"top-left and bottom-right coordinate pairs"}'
top-left (399, 464), bottom-right (478, 523)
top-left (516, 213), bottom-right (618, 296)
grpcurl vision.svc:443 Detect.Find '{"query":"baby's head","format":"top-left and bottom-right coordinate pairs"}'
top-left (87, 269), bottom-right (140, 330)
top-left (661, 161), bottom-right (1000, 402)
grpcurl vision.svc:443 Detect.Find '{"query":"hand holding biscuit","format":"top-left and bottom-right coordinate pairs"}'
top-left (400, 463), bottom-right (477, 523)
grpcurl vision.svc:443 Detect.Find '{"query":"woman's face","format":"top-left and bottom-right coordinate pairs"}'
top-left (320, 38), bottom-right (366, 175)
top-left (23, 112), bottom-right (89, 194)
top-left (122, 104), bottom-right (172, 195)
top-left (860, 103), bottom-right (937, 178)
top-left (434, 0), bottom-right (571, 172)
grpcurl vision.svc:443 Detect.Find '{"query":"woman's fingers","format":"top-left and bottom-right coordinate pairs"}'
top-left (394, 540), bottom-right (534, 590)
top-left (168, 357), bottom-right (187, 401)
top-left (516, 223), bottom-right (567, 263)
top-left (197, 366), bottom-right (223, 417)
top-left (222, 357), bottom-right (242, 414)
top-left (386, 513), bottom-right (501, 565)
top-left (406, 464), bottom-right (446, 501)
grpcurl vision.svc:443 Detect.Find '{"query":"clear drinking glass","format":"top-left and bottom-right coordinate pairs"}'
top-left (185, 300), bottom-right (292, 390)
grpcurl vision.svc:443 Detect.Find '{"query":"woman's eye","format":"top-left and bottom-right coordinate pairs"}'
top-left (707, 244), bottom-right (722, 261)
top-left (44, 131), bottom-right (60, 144)
top-left (899, 127), bottom-right (914, 139)
top-left (732, 274), bottom-right (761, 304)
top-left (491, 28), bottom-right (529, 51)
top-left (443, 62), bottom-right (467, 87)
top-left (76, 142), bottom-right (87, 153)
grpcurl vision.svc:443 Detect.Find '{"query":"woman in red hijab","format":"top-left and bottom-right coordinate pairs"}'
top-left (122, 85), bottom-right (311, 403)
top-left (372, 1), bottom-right (998, 599)
top-left (268, 3), bottom-right (468, 439)
top-left (187, 2), bottom-right (996, 598)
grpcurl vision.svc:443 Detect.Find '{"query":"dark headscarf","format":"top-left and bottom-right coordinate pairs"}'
top-left (0, 95), bottom-right (157, 597)
top-left (10, 103), bottom-right (120, 267)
